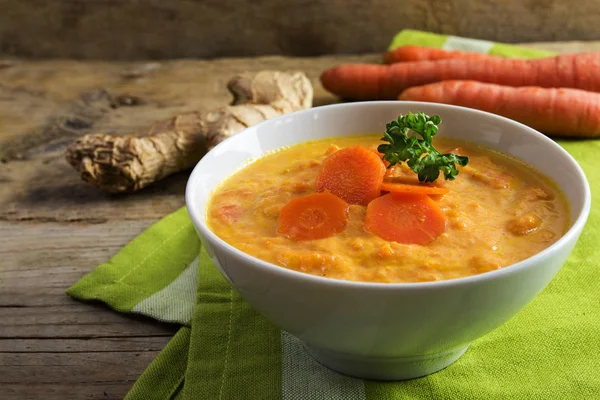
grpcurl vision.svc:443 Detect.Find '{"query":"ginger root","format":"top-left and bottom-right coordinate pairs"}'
top-left (65, 70), bottom-right (313, 193)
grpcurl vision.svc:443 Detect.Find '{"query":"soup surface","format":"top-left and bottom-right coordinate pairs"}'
top-left (207, 135), bottom-right (569, 283)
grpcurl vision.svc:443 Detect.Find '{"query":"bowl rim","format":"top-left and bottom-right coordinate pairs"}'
top-left (185, 101), bottom-right (591, 290)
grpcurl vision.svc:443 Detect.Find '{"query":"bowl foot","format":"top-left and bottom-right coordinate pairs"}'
top-left (304, 344), bottom-right (470, 381)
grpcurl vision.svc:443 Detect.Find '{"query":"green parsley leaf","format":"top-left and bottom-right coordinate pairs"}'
top-left (377, 112), bottom-right (469, 183)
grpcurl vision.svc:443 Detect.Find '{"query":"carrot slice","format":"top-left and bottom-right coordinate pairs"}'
top-left (316, 145), bottom-right (386, 205)
top-left (364, 193), bottom-right (446, 245)
top-left (380, 182), bottom-right (449, 196)
top-left (278, 192), bottom-right (349, 241)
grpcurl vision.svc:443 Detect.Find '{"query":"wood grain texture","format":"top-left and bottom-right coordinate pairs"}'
top-left (0, 221), bottom-right (177, 399)
top-left (1, 0), bottom-right (600, 59)
top-left (3, 383), bottom-right (131, 400)
top-left (0, 43), bottom-right (592, 399)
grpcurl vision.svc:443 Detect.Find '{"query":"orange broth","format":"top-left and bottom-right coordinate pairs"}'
top-left (206, 135), bottom-right (569, 283)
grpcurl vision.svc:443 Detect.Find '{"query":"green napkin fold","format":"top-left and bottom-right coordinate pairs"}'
top-left (389, 29), bottom-right (556, 58)
top-left (68, 30), bottom-right (600, 399)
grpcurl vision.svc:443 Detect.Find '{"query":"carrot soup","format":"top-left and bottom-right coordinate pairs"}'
top-left (206, 116), bottom-right (569, 283)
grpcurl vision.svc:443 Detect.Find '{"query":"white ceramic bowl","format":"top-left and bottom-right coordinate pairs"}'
top-left (185, 102), bottom-right (590, 380)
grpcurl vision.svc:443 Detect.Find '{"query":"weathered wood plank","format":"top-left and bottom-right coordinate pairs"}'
top-left (0, 304), bottom-right (159, 325)
top-left (1, 0), bottom-right (599, 59)
top-left (0, 221), bottom-right (178, 339)
top-left (0, 291), bottom-right (112, 308)
top-left (1, 219), bottom-right (153, 258)
top-left (0, 219), bottom-right (153, 307)
top-left (0, 336), bottom-right (170, 353)
top-left (3, 383), bottom-right (131, 400)
top-left (0, 310), bottom-right (178, 339)
top-left (1, 352), bottom-right (158, 382)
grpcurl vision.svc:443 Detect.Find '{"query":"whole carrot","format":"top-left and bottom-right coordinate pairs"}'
top-left (320, 52), bottom-right (600, 100)
top-left (399, 80), bottom-right (600, 137)
top-left (383, 45), bottom-right (496, 64)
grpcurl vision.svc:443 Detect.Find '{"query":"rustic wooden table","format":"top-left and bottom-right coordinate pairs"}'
top-left (0, 41), bottom-right (596, 399)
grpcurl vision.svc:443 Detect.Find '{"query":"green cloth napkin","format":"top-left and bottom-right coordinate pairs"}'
top-left (388, 29), bottom-right (556, 58)
top-left (68, 31), bottom-right (600, 399)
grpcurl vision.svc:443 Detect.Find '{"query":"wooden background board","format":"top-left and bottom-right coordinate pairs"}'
top-left (2, 0), bottom-right (600, 59)
top-left (0, 41), bottom-right (595, 399)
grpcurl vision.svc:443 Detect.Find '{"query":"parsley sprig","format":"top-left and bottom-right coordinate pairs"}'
top-left (377, 112), bottom-right (469, 183)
